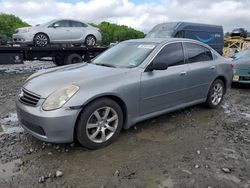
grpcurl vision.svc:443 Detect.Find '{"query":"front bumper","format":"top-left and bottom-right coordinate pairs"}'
top-left (16, 98), bottom-right (80, 143)
top-left (12, 33), bottom-right (34, 43)
top-left (233, 69), bottom-right (250, 83)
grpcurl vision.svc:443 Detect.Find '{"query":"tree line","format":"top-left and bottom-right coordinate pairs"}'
top-left (0, 13), bottom-right (145, 44)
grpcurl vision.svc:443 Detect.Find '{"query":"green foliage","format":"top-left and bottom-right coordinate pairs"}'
top-left (0, 13), bottom-right (29, 39)
top-left (90, 22), bottom-right (145, 45)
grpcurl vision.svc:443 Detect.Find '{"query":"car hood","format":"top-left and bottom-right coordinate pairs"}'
top-left (233, 58), bottom-right (250, 70)
top-left (23, 63), bottom-right (130, 98)
top-left (16, 27), bottom-right (32, 32)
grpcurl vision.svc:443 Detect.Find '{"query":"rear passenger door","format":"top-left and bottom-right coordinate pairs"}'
top-left (183, 42), bottom-right (217, 102)
top-left (70, 21), bottom-right (88, 41)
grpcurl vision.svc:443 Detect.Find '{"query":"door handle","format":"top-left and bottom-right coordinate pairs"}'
top-left (209, 66), bottom-right (216, 70)
top-left (180, 71), bottom-right (187, 76)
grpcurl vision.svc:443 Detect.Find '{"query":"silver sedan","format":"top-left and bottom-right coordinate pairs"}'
top-left (13, 19), bottom-right (102, 47)
top-left (16, 38), bottom-right (233, 149)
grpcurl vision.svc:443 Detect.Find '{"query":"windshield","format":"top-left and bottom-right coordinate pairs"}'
top-left (146, 23), bottom-right (177, 38)
top-left (92, 42), bottom-right (156, 68)
top-left (234, 50), bottom-right (250, 59)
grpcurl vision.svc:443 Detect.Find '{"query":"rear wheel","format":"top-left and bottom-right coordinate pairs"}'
top-left (85, 35), bottom-right (96, 46)
top-left (206, 79), bottom-right (225, 108)
top-left (34, 33), bottom-right (49, 47)
top-left (76, 98), bottom-right (123, 149)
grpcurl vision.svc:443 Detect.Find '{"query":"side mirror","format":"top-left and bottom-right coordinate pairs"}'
top-left (53, 23), bottom-right (60, 28)
top-left (146, 62), bottom-right (168, 72)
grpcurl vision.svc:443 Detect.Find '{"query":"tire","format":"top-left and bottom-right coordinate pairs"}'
top-left (76, 98), bottom-right (123, 149)
top-left (64, 53), bottom-right (83, 65)
top-left (54, 55), bottom-right (65, 66)
top-left (206, 79), bottom-right (225, 108)
top-left (85, 35), bottom-right (96, 46)
top-left (33, 33), bottom-right (49, 47)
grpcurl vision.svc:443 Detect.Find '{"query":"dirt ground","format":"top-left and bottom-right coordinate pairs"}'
top-left (0, 69), bottom-right (250, 188)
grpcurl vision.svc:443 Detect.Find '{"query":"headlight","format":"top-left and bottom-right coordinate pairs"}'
top-left (19, 28), bottom-right (32, 33)
top-left (42, 85), bottom-right (79, 111)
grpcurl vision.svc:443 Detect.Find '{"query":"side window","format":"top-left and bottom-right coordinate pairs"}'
top-left (153, 42), bottom-right (185, 67)
top-left (175, 31), bottom-right (185, 38)
top-left (184, 43), bottom-right (213, 63)
top-left (53, 20), bottom-right (70, 27)
top-left (71, 21), bottom-right (87, 27)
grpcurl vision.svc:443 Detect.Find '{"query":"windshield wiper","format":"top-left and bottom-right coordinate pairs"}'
top-left (93, 63), bottom-right (116, 68)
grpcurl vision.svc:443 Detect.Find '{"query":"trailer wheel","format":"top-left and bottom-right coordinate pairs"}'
top-left (54, 56), bottom-right (65, 66)
top-left (64, 53), bottom-right (83, 65)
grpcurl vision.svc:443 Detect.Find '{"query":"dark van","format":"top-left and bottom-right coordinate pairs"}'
top-left (146, 22), bottom-right (224, 55)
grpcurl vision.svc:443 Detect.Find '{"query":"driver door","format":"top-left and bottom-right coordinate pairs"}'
top-left (140, 42), bottom-right (189, 115)
top-left (47, 20), bottom-right (72, 42)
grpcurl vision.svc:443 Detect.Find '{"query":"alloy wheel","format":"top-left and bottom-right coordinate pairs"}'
top-left (211, 83), bottom-right (223, 106)
top-left (86, 106), bottom-right (118, 143)
top-left (85, 36), bottom-right (96, 46)
top-left (35, 34), bottom-right (48, 47)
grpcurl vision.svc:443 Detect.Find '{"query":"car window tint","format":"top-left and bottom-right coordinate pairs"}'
top-left (54, 20), bottom-right (70, 27)
top-left (153, 42), bottom-right (185, 67)
top-left (184, 43), bottom-right (213, 63)
top-left (71, 21), bottom-right (87, 27)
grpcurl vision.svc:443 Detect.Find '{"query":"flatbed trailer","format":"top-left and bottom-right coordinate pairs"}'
top-left (0, 44), bottom-right (108, 65)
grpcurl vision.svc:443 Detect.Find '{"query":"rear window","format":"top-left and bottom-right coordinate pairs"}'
top-left (183, 43), bottom-right (213, 63)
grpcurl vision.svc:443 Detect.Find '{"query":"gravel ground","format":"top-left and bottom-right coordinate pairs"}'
top-left (0, 62), bottom-right (250, 188)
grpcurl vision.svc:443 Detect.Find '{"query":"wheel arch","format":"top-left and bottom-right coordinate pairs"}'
top-left (73, 94), bottom-right (128, 140)
top-left (33, 32), bottom-right (50, 43)
top-left (84, 34), bottom-right (96, 43)
top-left (214, 75), bottom-right (227, 93)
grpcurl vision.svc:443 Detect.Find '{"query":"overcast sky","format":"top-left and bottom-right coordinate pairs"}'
top-left (0, 0), bottom-right (250, 33)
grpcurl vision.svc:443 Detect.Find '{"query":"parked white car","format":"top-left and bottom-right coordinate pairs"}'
top-left (13, 19), bottom-right (102, 47)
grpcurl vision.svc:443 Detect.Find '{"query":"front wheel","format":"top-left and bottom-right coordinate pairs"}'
top-left (76, 98), bottom-right (123, 149)
top-left (206, 79), bottom-right (225, 108)
top-left (33, 33), bottom-right (49, 47)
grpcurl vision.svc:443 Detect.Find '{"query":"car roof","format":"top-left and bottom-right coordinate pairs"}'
top-left (124, 37), bottom-right (203, 44)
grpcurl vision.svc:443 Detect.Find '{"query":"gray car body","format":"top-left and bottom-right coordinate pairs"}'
top-left (16, 38), bottom-right (233, 143)
top-left (12, 19), bottom-right (102, 44)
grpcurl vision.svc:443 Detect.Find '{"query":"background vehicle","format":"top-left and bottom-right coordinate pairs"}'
top-left (0, 35), bottom-right (8, 45)
top-left (232, 49), bottom-right (250, 83)
top-left (231, 28), bottom-right (248, 38)
top-left (13, 19), bottom-right (102, 47)
top-left (146, 22), bottom-right (224, 55)
top-left (16, 38), bottom-right (233, 149)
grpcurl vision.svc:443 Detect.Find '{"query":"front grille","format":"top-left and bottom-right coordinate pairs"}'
top-left (240, 76), bottom-right (250, 81)
top-left (19, 88), bottom-right (41, 106)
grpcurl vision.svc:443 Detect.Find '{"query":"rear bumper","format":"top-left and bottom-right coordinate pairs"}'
top-left (16, 98), bottom-right (80, 143)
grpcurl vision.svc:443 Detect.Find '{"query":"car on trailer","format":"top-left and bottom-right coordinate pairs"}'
top-left (13, 19), bottom-right (102, 47)
top-left (231, 28), bottom-right (248, 38)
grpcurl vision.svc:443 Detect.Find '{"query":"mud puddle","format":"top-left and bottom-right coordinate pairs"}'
top-left (0, 112), bottom-right (23, 135)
